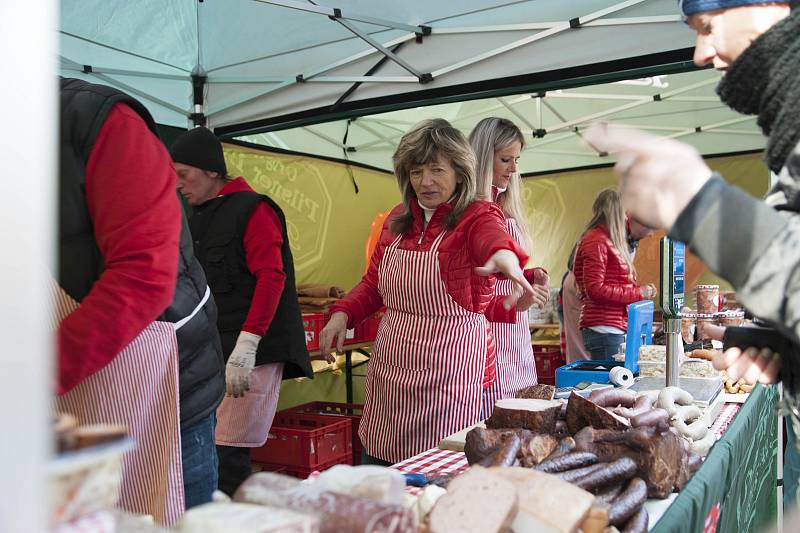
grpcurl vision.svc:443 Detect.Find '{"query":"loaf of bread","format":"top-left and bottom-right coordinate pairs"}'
top-left (428, 466), bottom-right (518, 533)
top-left (234, 472), bottom-right (415, 533)
top-left (490, 467), bottom-right (595, 533)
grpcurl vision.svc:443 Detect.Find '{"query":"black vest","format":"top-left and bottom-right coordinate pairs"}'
top-left (190, 191), bottom-right (313, 379)
top-left (59, 77), bottom-right (225, 429)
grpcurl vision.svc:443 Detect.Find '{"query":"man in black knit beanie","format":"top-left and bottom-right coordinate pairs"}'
top-left (585, 0), bottom-right (800, 510)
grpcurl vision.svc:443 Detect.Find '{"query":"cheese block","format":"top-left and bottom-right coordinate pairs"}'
top-left (490, 467), bottom-right (594, 533)
top-left (179, 502), bottom-right (318, 532)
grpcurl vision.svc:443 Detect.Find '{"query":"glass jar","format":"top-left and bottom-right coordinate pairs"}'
top-left (715, 309), bottom-right (745, 328)
top-left (695, 285), bottom-right (720, 315)
top-left (695, 314), bottom-right (715, 340)
top-left (681, 311), bottom-right (696, 344)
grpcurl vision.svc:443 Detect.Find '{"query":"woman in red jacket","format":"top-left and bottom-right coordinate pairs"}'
top-left (320, 119), bottom-right (533, 465)
top-left (573, 189), bottom-right (656, 359)
top-left (469, 117), bottom-right (550, 418)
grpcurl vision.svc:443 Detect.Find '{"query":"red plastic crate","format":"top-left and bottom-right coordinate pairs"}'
top-left (251, 412), bottom-right (352, 469)
top-left (302, 312), bottom-right (325, 351)
top-left (252, 453), bottom-right (353, 479)
top-left (287, 402), bottom-right (364, 465)
top-left (533, 344), bottom-right (565, 385)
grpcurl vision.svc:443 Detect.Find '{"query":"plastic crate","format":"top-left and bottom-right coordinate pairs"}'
top-left (533, 344), bottom-right (565, 385)
top-left (302, 312), bottom-right (326, 351)
top-left (251, 412), bottom-right (352, 469)
top-left (287, 402), bottom-right (364, 465)
top-left (252, 453), bottom-right (353, 479)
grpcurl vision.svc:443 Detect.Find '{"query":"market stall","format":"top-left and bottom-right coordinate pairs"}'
top-left (391, 385), bottom-right (777, 532)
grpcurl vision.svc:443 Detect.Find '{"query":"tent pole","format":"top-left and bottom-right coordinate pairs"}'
top-left (191, 74), bottom-right (207, 127)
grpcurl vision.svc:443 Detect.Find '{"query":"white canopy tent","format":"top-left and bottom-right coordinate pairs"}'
top-left (61, 0), bottom-right (705, 136)
top-left (236, 68), bottom-right (766, 174)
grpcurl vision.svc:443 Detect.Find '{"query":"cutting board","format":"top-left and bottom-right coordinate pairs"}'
top-left (438, 422), bottom-right (485, 452)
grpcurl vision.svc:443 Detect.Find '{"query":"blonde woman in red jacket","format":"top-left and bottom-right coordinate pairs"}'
top-left (320, 119), bottom-right (534, 465)
top-left (469, 117), bottom-right (550, 418)
top-left (573, 189), bottom-right (656, 359)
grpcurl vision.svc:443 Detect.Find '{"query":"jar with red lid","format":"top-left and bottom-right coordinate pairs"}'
top-left (695, 285), bottom-right (720, 314)
top-left (715, 309), bottom-right (745, 328)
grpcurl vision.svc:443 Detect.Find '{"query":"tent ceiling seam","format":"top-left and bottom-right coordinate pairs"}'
top-left (59, 31), bottom-right (188, 72)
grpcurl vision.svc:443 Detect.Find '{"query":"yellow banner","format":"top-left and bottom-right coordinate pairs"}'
top-left (223, 143), bottom-right (400, 288)
top-left (224, 144), bottom-right (767, 299)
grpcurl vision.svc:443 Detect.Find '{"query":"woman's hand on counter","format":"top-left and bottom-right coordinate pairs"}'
top-left (319, 312), bottom-right (348, 362)
top-left (712, 346), bottom-right (781, 385)
top-left (475, 249), bottom-right (535, 311)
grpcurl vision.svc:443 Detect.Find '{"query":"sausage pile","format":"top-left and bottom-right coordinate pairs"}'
top-left (459, 387), bottom-right (711, 532)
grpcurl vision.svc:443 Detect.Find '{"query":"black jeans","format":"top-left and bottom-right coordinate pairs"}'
top-left (217, 445), bottom-right (252, 497)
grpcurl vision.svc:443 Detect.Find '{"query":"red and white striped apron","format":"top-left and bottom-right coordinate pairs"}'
top-left (215, 362), bottom-right (284, 447)
top-left (481, 218), bottom-right (538, 419)
top-left (53, 284), bottom-right (184, 526)
top-left (359, 230), bottom-right (487, 463)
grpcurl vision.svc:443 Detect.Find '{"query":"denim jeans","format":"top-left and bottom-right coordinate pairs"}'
top-left (582, 329), bottom-right (625, 360)
top-left (181, 413), bottom-right (219, 509)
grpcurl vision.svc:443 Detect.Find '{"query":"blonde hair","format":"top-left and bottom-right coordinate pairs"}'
top-left (468, 117), bottom-right (532, 254)
top-left (583, 189), bottom-right (635, 278)
top-left (390, 118), bottom-right (478, 234)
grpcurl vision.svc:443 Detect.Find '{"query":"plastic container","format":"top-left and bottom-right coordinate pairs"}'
top-left (253, 453), bottom-right (353, 479)
top-left (302, 312), bottom-right (326, 351)
top-left (715, 309), bottom-right (745, 327)
top-left (695, 314), bottom-right (716, 340)
top-left (251, 412), bottom-right (352, 470)
top-left (533, 344), bottom-right (565, 385)
top-left (681, 311), bottom-right (697, 344)
top-left (287, 402), bottom-right (364, 465)
top-left (695, 285), bottom-right (720, 314)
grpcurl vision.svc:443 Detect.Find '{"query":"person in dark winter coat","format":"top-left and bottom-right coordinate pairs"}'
top-left (584, 0), bottom-right (800, 507)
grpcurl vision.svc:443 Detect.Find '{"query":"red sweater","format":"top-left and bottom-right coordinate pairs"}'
top-left (331, 200), bottom-right (528, 326)
top-left (217, 178), bottom-right (286, 337)
top-left (573, 225), bottom-right (642, 331)
top-left (58, 104), bottom-right (180, 394)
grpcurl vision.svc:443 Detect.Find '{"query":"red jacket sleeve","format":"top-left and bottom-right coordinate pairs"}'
top-left (58, 104), bottom-right (180, 394)
top-left (484, 296), bottom-right (518, 323)
top-left (329, 210), bottom-right (398, 328)
top-left (240, 202), bottom-right (286, 336)
top-left (468, 203), bottom-right (529, 268)
top-left (578, 239), bottom-right (641, 306)
top-left (524, 267), bottom-right (548, 285)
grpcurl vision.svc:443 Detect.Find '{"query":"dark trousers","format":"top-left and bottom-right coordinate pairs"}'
top-left (582, 329), bottom-right (625, 360)
top-left (181, 413), bottom-right (219, 509)
top-left (217, 445), bottom-right (253, 497)
top-left (361, 449), bottom-right (393, 467)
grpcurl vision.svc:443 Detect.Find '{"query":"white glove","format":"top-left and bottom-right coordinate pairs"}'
top-left (226, 331), bottom-right (260, 397)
